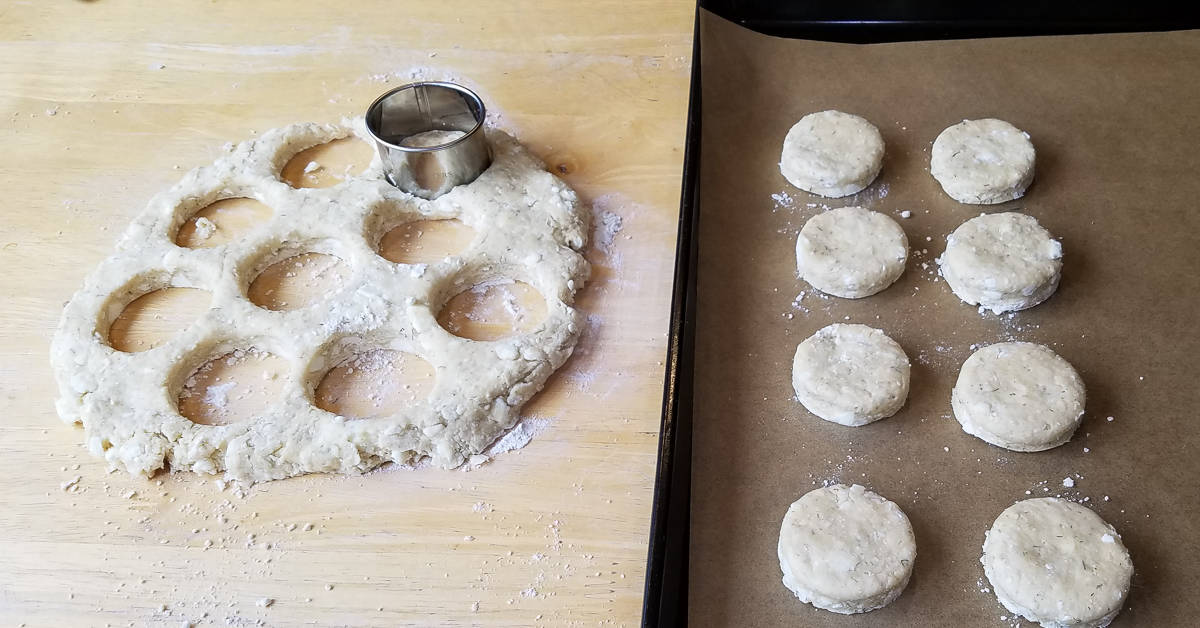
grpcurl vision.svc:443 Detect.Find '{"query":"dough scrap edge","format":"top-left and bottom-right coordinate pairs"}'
top-left (49, 119), bottom-right (591, 482)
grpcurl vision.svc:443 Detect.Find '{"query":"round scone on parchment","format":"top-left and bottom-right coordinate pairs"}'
top-left (778, 484), bottom-right (916, 614)
top-left (938, 212), bottom-right (1062, 314)
top-left (780, 110), bottom-right (884, 198)
top-left (792, 324), bottom-right (909, 426)
top-left (953, 342), bottom-right (1085, 452)
top-left (930, 118), bottom-right (1035, 204)
top-left (982, 498), bottom-right (1133, 628)
top-left (796, 206), bottom-right (909, 298)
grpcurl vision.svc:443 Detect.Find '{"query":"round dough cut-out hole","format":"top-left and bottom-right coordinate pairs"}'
top-left (175, 197), bottom-right (273, 248)
top-left (378, 219), bottom-right (475, 264)
top-left (178, 348), bottom-right (288, 426)
top-left (247, 252), bottom-right (350, 311)
top-left (281, 137), bottom-right (374, 189)
top-left (314, 349), bottom-right (435, 419)
top-left (108, 287), bottom-right (211, 353)
top-left (437, 280), bottom-right (547, 341)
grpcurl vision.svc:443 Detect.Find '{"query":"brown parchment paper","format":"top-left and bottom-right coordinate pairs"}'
top-left (690, 10), bottom-right (1200, 627)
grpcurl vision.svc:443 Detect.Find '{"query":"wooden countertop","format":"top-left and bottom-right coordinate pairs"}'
top-left (0, 1), bottom-right (693, 625)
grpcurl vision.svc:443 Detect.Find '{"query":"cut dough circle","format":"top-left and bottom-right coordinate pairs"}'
top-left (952, 342), bottom-right (1085, 452)
top-left (778, 484), bottom-right (916, 614)
top-left (50, 120), bottom-right (590, 481)
top-left (796, 206), bottom-right (908, 298)
top-left (930, 118), bottom-right (1035, 204)
top-left (938, 211), bottom-right (1062, 314)
top-left (780, 110), bottom-right (884, 198)
top-left (792, 324), bottom-right (909, 426)
top-left (982, 498), bottom-right (1133, 628)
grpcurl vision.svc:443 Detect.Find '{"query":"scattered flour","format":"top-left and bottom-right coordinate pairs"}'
top-left (201, 381), bottom-right (237, 410)
top-left (591, 204), bottom-right (625, 257)
top-left (770, 190), bottom-right (795, 210)
top-left (193, 216), bottom-right (217, 240)
top-left (463, 417), bottom-right (554, 470)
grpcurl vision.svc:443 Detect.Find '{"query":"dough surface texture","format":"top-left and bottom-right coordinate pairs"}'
top-left (791, 324), bottom-right (909, 426)
top-left (930, 118), bottom-right (1035, 204)
top-left (796, 206), bottom-right (908, 298)
top-left (780, 110), bottom-right (884, 198)
top-left (953, 342), bottom-right (1085, 452)
top-left (50, 120), bottom-right (589, 481)
top-left (778, 484), bottom-right (916, 614)
top-left (982, 498), bottom-right (1133, 628)
top-left (938, 211), bottom-right (1062, 314)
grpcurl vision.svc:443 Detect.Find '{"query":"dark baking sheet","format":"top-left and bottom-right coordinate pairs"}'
top-left (652, 9), bottom-right (1200, 628)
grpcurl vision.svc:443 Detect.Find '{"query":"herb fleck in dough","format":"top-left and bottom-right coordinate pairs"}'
top-left (50, 120), bottom-right (589, 482)
top-left (780, 110), bottom-right (884, 198)
top-left (982, 498), bottom-right (1133, 628)
top-left (778, 484), bottom-right (916, 614)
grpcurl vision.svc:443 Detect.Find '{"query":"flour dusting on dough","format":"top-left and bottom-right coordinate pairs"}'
top-left (50, 120), bottom-right (589, 481)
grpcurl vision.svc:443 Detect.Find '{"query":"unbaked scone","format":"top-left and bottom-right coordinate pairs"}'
top-left (795, 206), bottom-right (908, 298)
top-left (780, 110), bottom-right (884, 198)
top-left (982, 498), bottom-right (1133, 628)
top-left (792, 324), bottom-right (909, 426)
top-left (952, 342), bottom-right (1085, 452)
top-left (930, 118), bottom-right (1034, 204)
top-left (778, 484), bottom-right (916, 614)
top-left (938, 212), bottom-right (1062, 314)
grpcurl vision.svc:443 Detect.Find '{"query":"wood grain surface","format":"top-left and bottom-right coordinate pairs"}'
top-left (0, 1), bottom-right (693, 626)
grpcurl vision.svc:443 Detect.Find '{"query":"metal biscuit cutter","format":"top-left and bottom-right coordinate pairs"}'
top-left (364, 81), bottom-right (492, 200)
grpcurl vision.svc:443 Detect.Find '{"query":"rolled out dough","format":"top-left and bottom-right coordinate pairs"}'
top-left (795, 206), bottom-right (908, 299)
top-left (791, 324), bottom-right (909, 426)
top-left (982, 498), bottom-right (1133, 628)
top-left (930, 118), bottom-right (1035, 204)
top-left (778, 483), bottom-right (916, 614)
top-left (780, 110), bottom-right (884, 198)
top-left (50, 120), bottom-right (590, 481)
top-left (938, 211), bottom-right (1062, 314)
top-left (952, 342), bottom-right (1085, 452)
